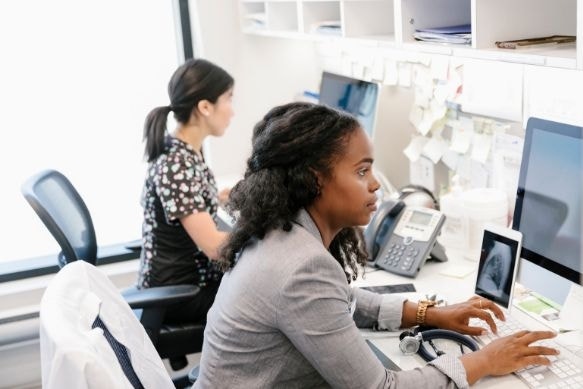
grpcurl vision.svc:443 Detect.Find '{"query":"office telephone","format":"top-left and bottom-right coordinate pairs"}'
top-left (364, 199), bottom-right (448, 277)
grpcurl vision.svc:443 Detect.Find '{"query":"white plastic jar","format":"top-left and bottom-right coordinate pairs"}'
top-left (461, 188), bottom-right (508, 260)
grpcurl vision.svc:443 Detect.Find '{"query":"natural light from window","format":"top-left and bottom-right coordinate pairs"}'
top-left (0, 0), bottom-right (179, 262)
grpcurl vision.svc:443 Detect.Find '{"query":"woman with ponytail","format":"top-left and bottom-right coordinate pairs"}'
top-left (137, 59), bottom-right (234, 324)
top-left (194, 102), bottom-right (558, 388)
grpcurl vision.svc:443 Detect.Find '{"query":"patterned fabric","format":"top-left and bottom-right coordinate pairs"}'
top-left (92, 316), bottom-right (144, 389)
top-left (194, 209), bottom-right (465, 389)
top-left (430, 355), bottom-right (470, 389)
top-left (138, 136), bottom-right (223, 289)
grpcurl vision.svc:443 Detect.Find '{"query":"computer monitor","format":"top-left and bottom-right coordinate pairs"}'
top-left (318, 71), bottom-right (380, 138)
top-left (512, 117), bottom-right (582, 302)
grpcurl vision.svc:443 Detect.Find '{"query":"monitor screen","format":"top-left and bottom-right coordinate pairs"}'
top-left (318, 71), bottom-right (379, 138)
top-left (512, 117), bottom-right (582, 285)
top-left (474, 229), bottom-right (521, 308)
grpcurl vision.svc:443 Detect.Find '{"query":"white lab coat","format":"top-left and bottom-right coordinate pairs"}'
top-left (39, 261), bottom-right (174, 389)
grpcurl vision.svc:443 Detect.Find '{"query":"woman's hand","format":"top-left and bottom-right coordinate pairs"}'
top-left (425, 296), bottom-right (505, 336)
top-left (218, 187), bottom-right (231, 206)
top-left (461, 330), bottom-right (559, 384)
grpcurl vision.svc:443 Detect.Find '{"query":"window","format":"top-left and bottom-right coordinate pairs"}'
top-left (0, 0), bottom-right (180, 262)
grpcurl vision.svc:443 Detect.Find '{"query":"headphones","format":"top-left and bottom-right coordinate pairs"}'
top-left (399, 326), bottom-right (479, 362)
top-left (397, 185), bottom-right (440, 210)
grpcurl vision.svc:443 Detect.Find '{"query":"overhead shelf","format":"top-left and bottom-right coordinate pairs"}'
top-left (237, 0), bottom-right (581, 69)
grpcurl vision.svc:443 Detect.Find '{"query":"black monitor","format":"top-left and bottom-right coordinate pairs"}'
top-left (318, 71), bottom-right (380, 138)
top-left (512, 117), bottom-right (582, 291)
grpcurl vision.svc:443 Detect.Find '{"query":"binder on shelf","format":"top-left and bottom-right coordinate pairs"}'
top-left (495, 35), bottom-right (576, 49)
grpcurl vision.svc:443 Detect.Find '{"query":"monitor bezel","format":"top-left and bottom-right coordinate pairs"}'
top-left (318, 71), bottom-right (380, 138)
top-left (512, 117), bottom-right (582, 285)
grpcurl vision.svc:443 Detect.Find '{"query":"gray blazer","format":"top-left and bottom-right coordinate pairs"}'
top-left (194, 209), bottom-right (468, 388)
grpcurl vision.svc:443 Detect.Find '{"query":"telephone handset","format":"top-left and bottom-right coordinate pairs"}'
top-left (364, 199), bottom-right (448, 277)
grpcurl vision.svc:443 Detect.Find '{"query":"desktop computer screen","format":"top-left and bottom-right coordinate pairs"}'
top-left (512, 117), bottom-right (582, 300)
top-left (318, 71), bottom-right (380, 138)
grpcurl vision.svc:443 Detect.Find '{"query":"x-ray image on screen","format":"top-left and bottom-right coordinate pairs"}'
top-left (475, 231), bottom-right (519, 307)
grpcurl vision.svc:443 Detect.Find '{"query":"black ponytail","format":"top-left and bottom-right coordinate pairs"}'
top-left (143, 106), bottom-right (172, 162)
top-left (143, 59), bottom-right (234, 162)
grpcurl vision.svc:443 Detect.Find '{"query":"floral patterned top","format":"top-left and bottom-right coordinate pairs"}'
top-left (138, 137), bottom-right (223, 289)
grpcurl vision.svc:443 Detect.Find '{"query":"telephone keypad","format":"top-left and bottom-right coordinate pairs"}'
top-left (375, 235), bottom-right (437, 277)
top-left (370, 205), bottom-right (447, 277)
top-left (380, 242), bottom-right (421, 270)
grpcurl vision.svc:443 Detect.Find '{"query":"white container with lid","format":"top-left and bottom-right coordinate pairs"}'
top-left (461, 188), bottom-right (508, 260)
top-left (438, 189), bottom-right (468, 251)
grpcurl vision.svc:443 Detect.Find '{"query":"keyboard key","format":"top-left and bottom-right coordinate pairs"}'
top-left (469, 314), bottom-right (583, 389)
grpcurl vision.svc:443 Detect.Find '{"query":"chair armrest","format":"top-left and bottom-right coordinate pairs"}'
top-left (121, 285), bottom-right (200, 309)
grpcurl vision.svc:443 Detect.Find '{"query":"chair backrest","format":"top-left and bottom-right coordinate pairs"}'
top-left (39, 261), bottom-right (174, 389)
top-left (21, 169), bottom-right (97, 267)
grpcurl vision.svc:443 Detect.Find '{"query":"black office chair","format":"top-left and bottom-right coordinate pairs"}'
top-left (21, 169), bottom-right (206, 380)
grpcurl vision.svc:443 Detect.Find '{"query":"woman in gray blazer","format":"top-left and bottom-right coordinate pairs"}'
top-left (194, 102), bottom-right (558, 388)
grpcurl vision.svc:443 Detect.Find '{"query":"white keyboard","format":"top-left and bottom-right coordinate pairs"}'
top-left (469, 316), bottom-right (583, 389)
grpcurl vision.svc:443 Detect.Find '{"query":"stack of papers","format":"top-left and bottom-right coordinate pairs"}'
top-left (413, 24), bottom-right (471, 45)
top-left (242, 13), bottom-right (266, 30)
top-left (309, 20), bottom-right (342, 36)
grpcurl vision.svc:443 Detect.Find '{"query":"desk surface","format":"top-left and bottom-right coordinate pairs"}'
top-left (354, 250), bottom-right (582, 388)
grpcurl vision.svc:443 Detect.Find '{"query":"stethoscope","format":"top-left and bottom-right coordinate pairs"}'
top-left (399, 326), bottom-right (480, 362)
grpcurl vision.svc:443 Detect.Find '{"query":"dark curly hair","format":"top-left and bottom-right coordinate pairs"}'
top-left (220, 102), bottom-right (369, 282)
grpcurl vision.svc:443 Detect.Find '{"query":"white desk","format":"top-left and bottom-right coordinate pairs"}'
top-left (354, 250), bottom-right (581, 388)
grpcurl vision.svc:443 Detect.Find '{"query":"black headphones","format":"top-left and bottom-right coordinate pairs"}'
top-left (399, 326), bottom-right (479, 362)
top-left (397, 185), bottom-right (440, 210)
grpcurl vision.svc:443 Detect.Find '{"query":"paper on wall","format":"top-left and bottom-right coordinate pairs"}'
top-left (341, 56), bottom-right (353, 77)
top-left (413, 64), bottom-right (432, 88)
top-left (456, 155), bottom-right (472, 181)
top-left (321, 57), bottom-right (342, 75)
top-left (409, 156), bottom-right (435, 192)
top-left (470, 133), bottom-right (492, 164)
top-left (441, 149), bottom-right (460, 171)
top-left (459, 58), bottom-right (523, 122)
top-left (449, 117), bottom-right (474, 154)
top-left (371, 57), bottom-right (385, 81)
top-left (352, 61), bottom-right (365, 80)
top-left (422, 136), bottom-right (448, 164)
top-left (430, 55), bottom-right (449, 81)
top-left (523, 66), bottom-right (583, 127)
top-left (433, 82), bottom-right (450, 104)
top-left (403, 136), bottom-right (429, 162)
top-left (469, 160), bottom-right (489, 188)
top-left (429, 99), bottom-right (447, 122)
top-left (409, 106), bottom-right (424, 129)
top-left (491, 133), bottom-right (524, 215)
top-left (417, 110), bottom-right (434, 136)
top-left (397, 62), bottom-right (412, 87)
top-left (414, 89), bottom-right (430, 109)
top-left (383, 58), bottom-right (398, 86)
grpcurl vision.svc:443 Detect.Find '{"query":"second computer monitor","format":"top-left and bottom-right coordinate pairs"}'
top-left (318, 71), bottom-right (380, 138)
top-left (512, 117), bottom-right (582, 296)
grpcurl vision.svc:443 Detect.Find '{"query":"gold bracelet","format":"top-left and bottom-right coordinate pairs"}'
top-left (416, 300), bottom-right (437, 325)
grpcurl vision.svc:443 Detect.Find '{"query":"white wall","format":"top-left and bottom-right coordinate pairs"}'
top-left (192, 0), bottom-right (323, 181)
top-left (191, 1), bottom-right (442, 190)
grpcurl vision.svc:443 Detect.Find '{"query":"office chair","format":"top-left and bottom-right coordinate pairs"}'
top-left (22, 169), bottom-right (206, 374)
top-left (40, 260), bottom-right (176, 389)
